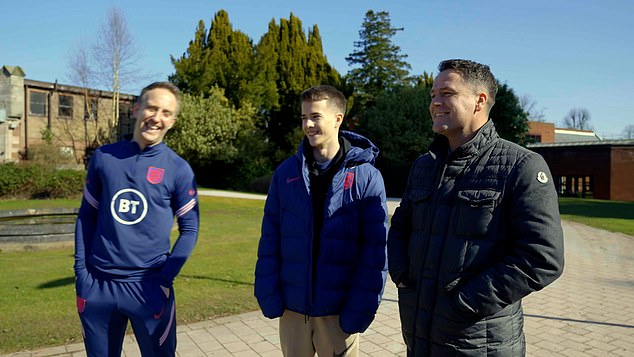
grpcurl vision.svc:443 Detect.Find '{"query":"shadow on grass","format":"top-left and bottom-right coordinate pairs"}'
top-left (181, 274), bottom-right (254, 286)
top-left (38, 276), bottom-right (74, 289)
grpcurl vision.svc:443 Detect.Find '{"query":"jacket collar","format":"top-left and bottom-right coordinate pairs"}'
top-left (298, 130), bottom-right (379, 167)
top-left (429, 119), bottom-right (499, 159)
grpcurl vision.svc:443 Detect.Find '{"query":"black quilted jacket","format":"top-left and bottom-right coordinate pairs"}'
top-left (388, 120), bottom-right (564, 356)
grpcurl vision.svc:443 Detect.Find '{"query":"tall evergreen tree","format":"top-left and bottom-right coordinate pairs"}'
top-left (252, 19), bottom-right (281, 113)
top-left (346, 10), bottom-right (412, 104)
top-left (170, 20), bottom-right (210, 95)
top-left (170, 10), bottom-right (255, 108)
top-left (254, 13), bottom-right (341, 160)
top-left (205, 10), bottom-right (255, 107)
top-left (171, 11), bottom-right (342, 171)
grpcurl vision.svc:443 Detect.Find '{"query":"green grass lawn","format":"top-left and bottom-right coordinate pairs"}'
top-left (558, 197), bottom-right (634, 236)
top-left (0, 195), bottom-right (631, 353)
top-left (0, 195), bottom-right (264, 353)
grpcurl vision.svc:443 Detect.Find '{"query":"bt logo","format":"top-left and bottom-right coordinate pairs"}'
top-left (110, 188), bottom-right (148, 225)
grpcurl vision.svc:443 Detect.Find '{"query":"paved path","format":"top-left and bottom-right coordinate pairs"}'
top-left (3, 191), bottom-right (633, 356)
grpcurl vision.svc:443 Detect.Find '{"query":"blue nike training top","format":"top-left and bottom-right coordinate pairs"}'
top-left (74, 140), bottom-right (199, 288)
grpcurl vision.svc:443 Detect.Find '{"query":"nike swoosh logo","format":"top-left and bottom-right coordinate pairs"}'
top-left (286, 177), bottom-right (300, 183)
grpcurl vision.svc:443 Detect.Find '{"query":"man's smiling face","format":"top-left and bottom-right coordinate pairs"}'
top-left (132, 87), bottom-right (178, 150)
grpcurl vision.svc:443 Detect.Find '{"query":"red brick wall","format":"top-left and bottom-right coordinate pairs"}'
top-left (529, 145), bottom-right (634, 201)
top-left (611, 147), bottom-right (634, 201)
top-left (528, 122), bottom-right (556, 143)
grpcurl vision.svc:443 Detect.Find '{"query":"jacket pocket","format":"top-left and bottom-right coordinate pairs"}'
top-left (410, 188), bottom-right (433, 231)
top-left (455, 189), bottom-right (500, 238)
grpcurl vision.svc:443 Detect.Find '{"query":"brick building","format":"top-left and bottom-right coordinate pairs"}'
top-left (527, 132), bottom-right (634, 202)
top-left (0, 65), bottom-right (136, 164)
top-left (527, 121), bottom-right (601, 143)
top-left (526, 121), bottom-right (634, 201)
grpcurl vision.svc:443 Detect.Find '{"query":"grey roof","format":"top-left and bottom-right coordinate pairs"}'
top-left (527, 139), bottom-right (634, 148)
top-left (554, 132), bottom-right (601, 143)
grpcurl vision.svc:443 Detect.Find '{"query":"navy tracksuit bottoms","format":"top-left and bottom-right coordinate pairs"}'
top-left (76, 275), bottom-right (176, 357)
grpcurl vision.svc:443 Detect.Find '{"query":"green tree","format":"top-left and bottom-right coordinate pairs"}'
top-left (254, 14), bottom-right (341, 160)
top-left (346, 10), bottom-right (412, 104)
top-left (170, 20), bottom-right (210, 96)
top-left (490, 82), bottom-right (530, 144)
top-left (359, 80), bottom-right (434, 196)
top-left (164, 88), bottom-right (270, 189)
top-left (170, 10), bottom-right (255, 108)
top-left (172, 11), bottom-right (342, 165)
top-left (252, 20), bottom-right (281, 113)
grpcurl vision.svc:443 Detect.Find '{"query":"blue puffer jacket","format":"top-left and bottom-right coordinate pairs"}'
top-left (254, 131), bottom-right (388, 334)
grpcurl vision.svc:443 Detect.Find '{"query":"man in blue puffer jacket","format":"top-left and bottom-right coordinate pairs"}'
top-left (254, 85), bottom-right (388, 356)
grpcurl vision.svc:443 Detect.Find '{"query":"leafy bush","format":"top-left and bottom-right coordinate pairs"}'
top-left (0, 163), bottom-right (33, 197)
top-left (0, 163), bottom-right (85, 199)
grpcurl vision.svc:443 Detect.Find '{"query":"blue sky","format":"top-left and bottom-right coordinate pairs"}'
top-left (2, 0), bottom-right (632, 138)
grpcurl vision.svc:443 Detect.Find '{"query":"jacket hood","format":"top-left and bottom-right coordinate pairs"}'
top-left (298, 130), bottom-right (380, 166)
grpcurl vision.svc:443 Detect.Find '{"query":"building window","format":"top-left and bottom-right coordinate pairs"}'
top-left (59, 95), bottom-right (73, 117)
top-left (557, 175), bottom-right (593, 198)
top-left (526, 134), bottom-right (542, 143)
top-left (29, 91), bottom-right (47, 116)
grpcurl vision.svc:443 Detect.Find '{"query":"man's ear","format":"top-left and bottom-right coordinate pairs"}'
top-left (475, 92), bottom-right (488, 112)
top-left (335, 112), bottom-right (343, 128)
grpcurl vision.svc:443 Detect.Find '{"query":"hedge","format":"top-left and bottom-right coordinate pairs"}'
top-left (0, 163), bottom-right (85, 199)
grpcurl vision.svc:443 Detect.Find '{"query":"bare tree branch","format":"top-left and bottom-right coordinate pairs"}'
top-left (66, 40), bottom-right (102, 151)
top-left (93, 6), bottom-right (144, 142)
top-left (563, 108), bottom-right (592, 130)
top-left (519, 94), bottom-right (545, 121)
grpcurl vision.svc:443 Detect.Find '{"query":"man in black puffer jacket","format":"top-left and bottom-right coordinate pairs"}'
top-left (388, 59), bottom-right (564, 356)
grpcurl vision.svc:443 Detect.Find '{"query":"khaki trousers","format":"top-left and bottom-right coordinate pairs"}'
top-left (279, 310), bottom-right (359, 357)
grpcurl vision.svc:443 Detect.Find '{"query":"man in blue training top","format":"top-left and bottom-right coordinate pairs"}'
top-left (74, 81), bottom-right (199, 357)
top-left (254, 85), bottom-right (389, 356)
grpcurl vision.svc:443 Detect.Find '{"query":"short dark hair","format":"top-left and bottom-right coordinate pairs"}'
top-left (137, 82), bottom-right (181, 110)
top-left (438, 59), bottom-right (498, 108)
top-left (300, 85), bottom-right (346, 115)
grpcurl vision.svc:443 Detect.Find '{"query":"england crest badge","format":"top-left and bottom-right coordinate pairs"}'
top-left (146, 166), bottom-right (165, 184)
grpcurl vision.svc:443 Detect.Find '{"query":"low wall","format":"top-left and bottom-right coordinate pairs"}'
top-left (0, 207), bottom-right (77, 244)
